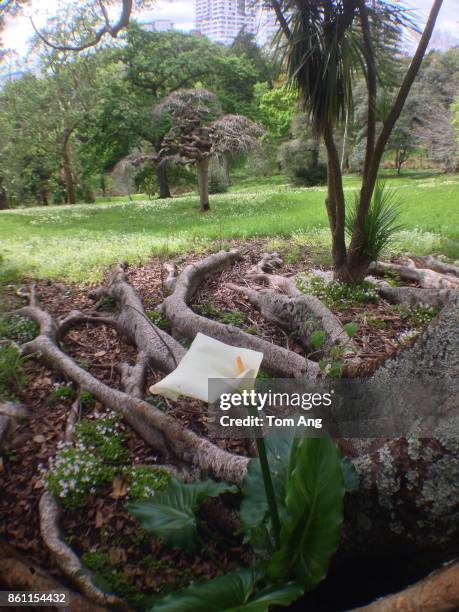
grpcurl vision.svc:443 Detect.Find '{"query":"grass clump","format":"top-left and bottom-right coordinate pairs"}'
top-left (296, 275), bottom-right (378, 309)
top-left (346, 181), bottom-right (405, 261)
top-left (47, 382), bottom-right (77, 406)
top-left (0, 344), bottom-right (28, 399)
top-left (0, 314), bottom-right (38, 343)
top-left (146, 309), bottom-right (170, 331)
top-left (45, 412), bottom-right (127, 508)
top-left (45, 447), bottom-right (115, 509)
top-left (397, 305), bottom-right (438, 328)
top-left (125, 466), bottom-right (171, 502)
top-left (79, 390), bottom-right (95, 410)
top-left (75, 413), bottom-right (128, 465)
top-left (220, 311), bottom-right (246, 327)
top-left (195, 301), bottom-right (246, 327)
top-left (81, 551), bottom-right (138, 600)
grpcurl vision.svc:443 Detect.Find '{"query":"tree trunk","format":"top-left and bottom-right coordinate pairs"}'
top-left (196, 158), bottom-right (210, 212)
top-left (156, 160), bottom-right (171, 199)
top-left (0, 179), bottom-right (8, 210)
top-left (323, 126), bottom-right (349, 280)
top-left (62, 131), bottom-right (76, 205)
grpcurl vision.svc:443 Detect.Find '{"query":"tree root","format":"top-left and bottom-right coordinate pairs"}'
top-left (353, 559), bottom-right (459, 612)
top-left (367, 277), bottom-right (456, 309)
top-left (227, 283), bottom-right (351, 356)
top-left (369, 260), bottom-right (459, 290)
top-left (8, 251), bottom-right (459, 602)
top-left (411, 255), bottom-right (459, 278)
top-left (227, 252), bottom-right (356, 358)
top-left (61, 263), bottom-right (186, 374)
top-left (0, 402), bottom-right (26, 450)
top-left (162, 250), bottom-right (320, 379)
top-left (15, 289), bottom-right (249, 483)
top-left (39, 491), bottom-right (124, 607)
top-left (0, 540), bottom-right (109, 612)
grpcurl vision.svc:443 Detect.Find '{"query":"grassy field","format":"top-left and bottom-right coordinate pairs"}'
top-left (0, 172), bottom-right (458, 282)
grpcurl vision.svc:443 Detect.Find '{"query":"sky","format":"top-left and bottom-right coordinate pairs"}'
top-left (2, 0), bottom-right (458, 61)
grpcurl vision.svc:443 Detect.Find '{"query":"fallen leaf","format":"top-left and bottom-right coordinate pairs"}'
top-left (110, 475), bottom-right (129, 499)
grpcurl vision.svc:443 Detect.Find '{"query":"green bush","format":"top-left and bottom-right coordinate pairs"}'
top-left (0, 344), bottom-right (28, 398)
top-left (45, 412), bottom-right (127, 508)
top-left (47, 383), bottom-right (77, 406)
top-left (146, 309), bottom-right (170, 331)
top-left (45, 447), bottom-right (116, 509)
top-left (75, 414), bottom-right (128, 464)
top-left (209, 160), bottom-right (229, 194)
top-left (345, 181), bottom-right (405, 261)
top-left (125, 466), bottom-right (171, 501)
top-left (0, 314), bottom-right (38, 343)
top-left (296, 274), bottom-right (378, 308)
top-left (278, 138), bottom-right (327, 187)
top-left (397, 305), bottom-right (438, 328)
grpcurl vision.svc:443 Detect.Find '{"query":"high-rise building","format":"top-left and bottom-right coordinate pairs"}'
top-left (195, 0), bottom-right (258, 45)
top-left (142, 19), bottom-right (174, 32)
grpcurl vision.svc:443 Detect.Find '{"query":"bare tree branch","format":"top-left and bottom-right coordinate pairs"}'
top-left (31, 0), bottom-right (133, 52)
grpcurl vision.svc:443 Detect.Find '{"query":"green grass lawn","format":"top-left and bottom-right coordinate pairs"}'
top-left (0, 172), bottom-right (457, 282)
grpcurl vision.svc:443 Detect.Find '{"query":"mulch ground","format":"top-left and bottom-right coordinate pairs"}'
top-left (0, 239), bottom-right (428, 603)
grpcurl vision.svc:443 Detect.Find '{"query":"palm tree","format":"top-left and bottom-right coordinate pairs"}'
top-left (270, 0), bottom-right (444, 283)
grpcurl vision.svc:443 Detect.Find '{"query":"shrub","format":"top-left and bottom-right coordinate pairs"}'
top-left (297, 274), bottom-right (378, 308)
top-left (0, 344), bottom-right (28, 398)
top-left (345, 181), bottom-right (405, 261)
top-left (146, 309), bottom-right (170, 331)
top-left (278, 138), bottom-right (327, 187)
top-left (209, 159), bottom-right (229, 194)
top-left (397, 305), bottom-right (438, 328)
top-left (45, 447), bottom-right (116, 509)
top-left (126, 466), bottom-right (171, 501)
top-left (0, 314), bottom-right (38, 343)
top-left (75, 414), bottom-right (127, 464)
top-left (47, 383), bottom-right (76, 406)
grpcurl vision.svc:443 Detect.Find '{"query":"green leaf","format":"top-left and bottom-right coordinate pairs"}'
top-left (341, 457), bottom-right (359, 493)
top-left (129, 478), bottom-right (236, 553)
top-left (268, 438), bottom-right (345, 589)
top-left (240, 436), bottom-right (298, 535)
top-left (344, 322), bottom-right (358, 339)
top-left (310, 329), bottom-right (326, 350)
top-left (149, 568), bottom-right (303, 612)
top-left (329, 361), bottom-right (342, 378)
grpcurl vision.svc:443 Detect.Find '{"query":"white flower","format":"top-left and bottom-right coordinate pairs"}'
top-left (149, 332), bottom-right (263, 403)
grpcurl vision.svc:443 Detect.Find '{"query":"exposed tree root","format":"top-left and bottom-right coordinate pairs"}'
top-left (39, 491), bottom-right (124, 607)
top-left (118, 351), bottom-right (148, 399)
top-left (0, 540), bottom-right (109, 612)
top-left (367, 277), bottom-right (455, 309)
top-left (369, 260), bottom-right (459, 290)
top-left (0, 402), bottom-right (26, 450)
top-left (162, 250), bottom-right (320, 379)
top-left (64, 395), bottom-right (80, 444)
top-left (7, 250), bottom-right (459, 607)
top-left (410, 255), bottom-right (459, 278)
top-left (353, 559), bottom-right (459, 612)
top-left (15, 289), bottom-right (249, 483)
top-left (227, 283), bottom-right (350, 356)
top-left (227, 252), bottom-right (357, 358)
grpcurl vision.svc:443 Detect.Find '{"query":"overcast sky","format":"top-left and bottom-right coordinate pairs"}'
top-left (2, 0), bottom-right (458, 60)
